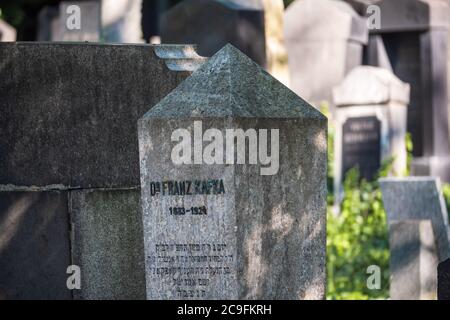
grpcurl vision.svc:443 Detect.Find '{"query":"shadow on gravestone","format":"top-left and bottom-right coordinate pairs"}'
top-left (0, 43), bottom-right (206, 299)
top-left (438, 258), bottom-right (450, 300)
top-left (138, 44), bottom-right (327, 300)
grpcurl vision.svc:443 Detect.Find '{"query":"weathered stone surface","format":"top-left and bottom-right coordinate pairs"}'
top-left (53, 1), bottom-right (101, 42)
top-left (380, 177), bottom-right (450, 261)
top-left (333, 67), bottom-right (410, 201)
top-left (0, 19), bottom-right (16, 42)
top-left (438, 258), bottom-right (450, 300)
top-left (160, 0), bottom-right (266, 68)
top-left (0, 42), bottom-right (205, 188)
top-left (70, 188), bottom-right (145, 300)
top-left (138, 44), bottom-right (327, 299)
top-left (284, 0), bottom-right (368, 105)
top-left (0, 191), bottom-right (72, 299)
top-left (389, 220), bottom-right (438, 300)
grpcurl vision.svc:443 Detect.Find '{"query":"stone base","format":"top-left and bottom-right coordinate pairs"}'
top-left (0, 187), bottom-right (145, 300)
top-left (411, 156), bottom-right (450, 183)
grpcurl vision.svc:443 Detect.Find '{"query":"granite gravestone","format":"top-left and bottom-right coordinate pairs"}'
top-left (360, 0), bottom-right (450, 182)
top-left (160, 0), bottom-right (266, 69)
top-left (0, 43), bottom-right (205, 299)
top-left (380, 177), bottom-right (450, 299)
top-left (333, 66), bottom-right (410, 201)
top-left (438, 258), bottom-right (450, 300)
top-left (284, 0), bottom-right (368, 106)
top-left (138, 44), bottom-right (327, 300)
top-left (0, 19), bottom-right (16, 42)
top-left (53, 1), bottom-right (101, 42)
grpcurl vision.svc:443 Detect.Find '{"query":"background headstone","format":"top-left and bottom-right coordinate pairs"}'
top-left (380, 177), bottom-right (450, 299)
top-left (333, 66), bottom-right (410, 201)
top-left (102, 0), bottom-right (144, 43)
top-left (138, 44), bottom-right (327, 300)
top-left (380, 177), bottom-right (450, 261)
top-left (0, 19), bottom-right (16, 42)
top-left (160, 0), bottom-right (266, 69)
top-left (284, 0), bottom-right (368, 106)
top-left (361, 0), bottom-right (450, 182)
top-left (36, 6), bottom-right (59, 41)
top-left (389, 220), bottom-right (438, 300)
top-left (0, 42), bottom-right (205, 299)
top-left (52, 1), bottom-right (101, 42)
top-left (438, 258), bottom-right (450, 300)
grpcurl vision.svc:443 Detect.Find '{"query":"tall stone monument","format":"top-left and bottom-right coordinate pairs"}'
top-left (138, 44), bottom-right (327, 300)
top-left (0, 42), bottom-right (205, 299)
top-left (333, 66), bottom-right (410, 199)
top-left (380, 177), bottom-right (450, 299)
top-left (361, 0), bottom-right (450, 182)
top-left (284, 0), bottom-right (368, 106)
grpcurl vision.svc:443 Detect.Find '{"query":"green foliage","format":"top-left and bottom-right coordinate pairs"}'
top-left (404, 132), bottom-right (413, 176)
top-left (327, 167), bottom-right (390, 300)
top-left (443, 184), bottom-right (450, 221)
top-left (325, 105), bottom-right (390, 300)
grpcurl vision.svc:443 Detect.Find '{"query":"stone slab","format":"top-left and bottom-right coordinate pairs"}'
top-left (0, 191), bottom-right (72, 299)
top-left (70, 188), bottom-right (145, 300)
top-left (0, 42), bottom-right (204, 188)
top-left (389, 220), bottom-right (438, 300)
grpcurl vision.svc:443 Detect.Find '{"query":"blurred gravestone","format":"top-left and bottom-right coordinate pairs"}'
top-left (380, 177), bottom-right (450, 299)
top-left (356, 0), bottom-right (450, 182)
top-left (37, 6), bottom-right (59, 41)
top-left (0, 19), bottom-right (16, 41)
top-left (284, 0), bottom-right (368, 106)
top-left (102, 0), bottom-right (144, 43)
top-left (389, 220), bottom-right (438, 299)
top-left (160, 0), bottom-right (266, 69)
top-left (138, 44), bottom-right (327, 299)
top-left (333, 66), bottom-right (410, 200)
top-left (53, 1), bottom-right (101, 42)
top-left (438, 258), bottom-right (450, 300)
top-left (0, 42), bottom-right (205, 299)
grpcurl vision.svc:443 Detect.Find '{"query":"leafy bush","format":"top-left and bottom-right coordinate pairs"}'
top-left (324, 102), bottom-right (390, 300)
top-left (327, 167), bottom-right (390, 300)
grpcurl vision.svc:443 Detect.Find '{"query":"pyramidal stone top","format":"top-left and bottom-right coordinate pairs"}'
top-left (142, 44), bottom-right (325, 120)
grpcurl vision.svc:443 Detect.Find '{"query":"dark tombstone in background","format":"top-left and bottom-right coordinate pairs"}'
top-left (160, 0), bottom-right (266, 68)
top-left (438, 258), bottom-right (450, 300)
top-left (351, 0), bottom-right (450, 182)
top-left (342, 116), bottom-right (381, 181)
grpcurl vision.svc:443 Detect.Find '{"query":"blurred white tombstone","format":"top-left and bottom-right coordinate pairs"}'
top-left (333, 66), bottom-right (410, 201)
